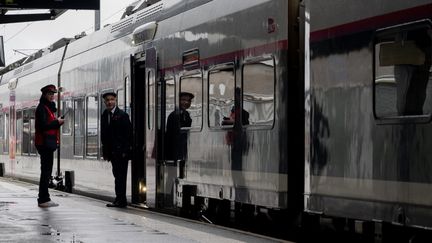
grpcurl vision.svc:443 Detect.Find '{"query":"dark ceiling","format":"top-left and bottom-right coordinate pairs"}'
top-left (0, 0), bottom-right (100, 24)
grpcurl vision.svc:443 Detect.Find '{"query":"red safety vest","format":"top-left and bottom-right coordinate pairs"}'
top-left (35, 105), bottom-right (59, 147)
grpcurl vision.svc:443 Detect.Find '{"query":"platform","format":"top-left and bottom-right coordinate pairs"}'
top-left (0, 178), bottom-right (286, 243)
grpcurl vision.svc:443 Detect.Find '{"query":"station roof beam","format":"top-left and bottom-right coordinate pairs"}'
top-left (0, 0), bottom-right (100, 24)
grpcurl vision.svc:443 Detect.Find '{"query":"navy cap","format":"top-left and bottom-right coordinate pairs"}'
top-left (40, 84), bottom-right (57, 93)
top-left (102, 92), bottom-right (117, 99)
top-left (180, 91), bottom-right (194, 99)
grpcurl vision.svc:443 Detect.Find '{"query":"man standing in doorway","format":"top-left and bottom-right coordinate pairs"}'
top-left (35, 84), bottom-right (64, 207)
top-left (101, 92), bottom-right (132, 208)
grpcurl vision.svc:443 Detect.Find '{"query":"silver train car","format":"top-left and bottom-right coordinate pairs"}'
top-left (307, 0), bottom-right (432, 236)
top-left (0, 0), bottom-right (431, 240)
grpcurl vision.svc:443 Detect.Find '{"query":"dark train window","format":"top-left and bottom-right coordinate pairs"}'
top-left (74, 99), bottom-right (85, 157)
top-left (374, 20), bottom-right (432, 122)
top-left (0, 113), bottom-right (4, 154)
top-left (86, 96), bottom-right (98, 157)
top-left (180, 72), bottom-right (203, 130)
top-left (5, 111), bottom-right (9, 154)
top-left (62, 100), bottom-right (72, 135)
top-left (29, 108), bottom-right (36, 155)
top-left (242, 57), bottom-right (276, 127)
top-left (22, 109), bottom-right (30, 155)
top-left (16, 110), bottom-right (22, 155)
top-left (208, 65), bottom-right (235, 128)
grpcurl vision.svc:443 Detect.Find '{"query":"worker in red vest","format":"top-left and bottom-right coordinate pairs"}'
top-left (35, 84), bottom-right (64, 207)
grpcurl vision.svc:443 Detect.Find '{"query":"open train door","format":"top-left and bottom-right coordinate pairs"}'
top-left (130, 47), bottom-right (160, 207)
top-left (144, 47), bottom-right (173, 209)
top-left (130, 51), bottom-right (147, 205)
top-left (143, 47), bottom-right (159, 208)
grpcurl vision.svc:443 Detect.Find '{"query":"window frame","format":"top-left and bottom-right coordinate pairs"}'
top-left (0, 112), bottom-right (4, 154)
top-left (164, 74), bottom-right (176, 124)
top-left (29, 107), bottom-right (37, 156)
top-left (61, 99), bottom-right (73, 136)
top-left (241, 55), bottom-right (277, 130)
top-left (16, 109), bottom-right (23, 155)
top-left (116, 88), bottom-right (125, 111)
top-left (73, 97), bottom-right (85, 158)
top-left (147, 69), bottom-right (156, 130)
top-left (373, 19), bottom-right (432, 124)
top-left (4, 111), bottom-right (9, 155)
top-left (21, 108), bottom-right (31, 156)
top-left (125, 76), bottom-right (131, 116)
top-left (85, 94), bottom-right (99, 159)
top-left (179, 70), bottom-right (204, 132)
top-left (207, 62), bottom-right (236, 130)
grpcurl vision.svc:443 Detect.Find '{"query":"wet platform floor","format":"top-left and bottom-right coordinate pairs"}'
top-left (0, 178), bottom-right (285, 243)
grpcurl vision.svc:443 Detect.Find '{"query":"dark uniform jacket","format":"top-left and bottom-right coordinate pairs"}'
top-left (35, 97), bottom-right (61, 151)
top-left (165, 108), bottom-right (192, 161)
top-left (101, 107), bottom-right (132, 161)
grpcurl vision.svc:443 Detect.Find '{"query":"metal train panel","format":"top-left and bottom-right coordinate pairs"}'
top-left (144, 0), bottom-right (290, 208)
top-left (306, 0), bottom-right (432, 228)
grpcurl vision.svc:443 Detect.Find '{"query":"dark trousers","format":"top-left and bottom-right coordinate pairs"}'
top-left (37, 148), bottom-right (54, 204)
top-left (111, 156), bottom-right (128, 203)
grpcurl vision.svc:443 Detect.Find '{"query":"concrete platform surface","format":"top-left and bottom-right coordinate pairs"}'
top-left (0, 178), bottom-right (286, 243)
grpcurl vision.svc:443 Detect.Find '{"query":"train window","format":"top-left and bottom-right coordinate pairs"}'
top-left (374, 20), bottom-right (432, 122)
top-left (21, 108), bottom-right (37, 155)
top-left (29, 108), bottom-right (36, 155)
top-left (208, 65), bottom-right (235, 128)
top-left (16, 110), bottom-right (22, 155)
top-left (165, 76), bottom-right (175, 125)
top-left (242, 57), bottom-right (276, 127)
top-left (62, 100), bottom-right (73, 135)
top-left (125, 76), bottom-right (131, 116)
top-left (148, 70), bottom-right (155, 130)
top-left (0, 113), bottom-right (4, 154)
top-left (117, 89), bottom-right (125, 110)
top-left (73, 99), bottom-right (85, 157)
top-left (86, 96), bottom-right (98, 158)
top-left (1, 112), bottom-right (9, 154)
top-left (180, 73), bottom-right (203, 130)
top-left (22, 109), bottom-right (31, 155)
top-left (5, 112), bottom-right (9, 154)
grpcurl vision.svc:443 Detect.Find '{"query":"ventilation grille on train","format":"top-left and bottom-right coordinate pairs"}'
top-left (135, 2), bottom-right (164, 23)
top-left (110, 17), bottom-right (134, 33)
top-left (23, 63), bottom-right (33, 71)
top-left (13, 67), bottom-right (23, 75)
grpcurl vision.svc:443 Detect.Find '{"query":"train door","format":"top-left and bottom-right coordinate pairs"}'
top-left (144, 47), bottom-right (158, 208)
top-left (158, 72), bottom-right (177, 209)
top-left (130, 53), bottom-right (146, 205)
top-left (143, 47), bottom-right (176, 209)
top-left (8, 79), bottom-right (17, 160)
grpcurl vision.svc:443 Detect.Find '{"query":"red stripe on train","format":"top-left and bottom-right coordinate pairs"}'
top-left (311, 4), bottom-right (432, 43)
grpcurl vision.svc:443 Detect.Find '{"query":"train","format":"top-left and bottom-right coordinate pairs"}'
top-left (0, 0), bottom-right (431, 241)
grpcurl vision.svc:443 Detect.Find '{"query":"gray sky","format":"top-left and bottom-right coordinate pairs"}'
top-left (1, 0), bottom-right (137, 66)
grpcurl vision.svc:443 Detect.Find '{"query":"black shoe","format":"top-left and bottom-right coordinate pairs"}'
top-left (106, 202), bottom-right (127, 208)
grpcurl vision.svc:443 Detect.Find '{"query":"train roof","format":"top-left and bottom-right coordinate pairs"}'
top-left (0, 0), bottom-right (212, 86)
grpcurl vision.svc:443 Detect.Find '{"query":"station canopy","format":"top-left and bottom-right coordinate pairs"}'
top-left (0, 0), bottom-right (100, 24)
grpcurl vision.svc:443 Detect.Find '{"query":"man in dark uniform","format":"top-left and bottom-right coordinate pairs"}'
top-left (165, 92), bottom-right (193, 160)
top-left (101, 92), bottom-right (132, 208)
top-left (35, 84), bottom-right (64, 207)
top-left (165, 92), bottom-right (193, 178)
